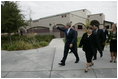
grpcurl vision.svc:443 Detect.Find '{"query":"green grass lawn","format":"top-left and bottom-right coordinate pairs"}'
top-left (1, 34), bottom-right (55, 51)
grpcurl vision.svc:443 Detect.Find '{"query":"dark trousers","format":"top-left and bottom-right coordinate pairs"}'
top-left (93, 49), bottom-right (97, 59)
top-left (71, 45), bottom-right (79, 61)
top-left (85, 51), bottom-right (93, 63)
top-left (61, 43), bottom-right (79, 64)
top-left (101, 41), bottom-right (106, 51)
top-left (101, 44), bottom-right (105, 51)
top-left (93, 48), bottom-right (102, 59)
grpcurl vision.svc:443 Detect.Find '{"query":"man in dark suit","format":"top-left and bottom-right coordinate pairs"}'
top-left (102, 26), bottom-right (108, 51)
top-left (69, 26), bottom-right (78, 54)
top-left (90, 20), bottom-right (104, 60)
top-left (56, 23), bottom-right (79, 66)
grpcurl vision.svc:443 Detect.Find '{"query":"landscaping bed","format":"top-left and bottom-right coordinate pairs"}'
top-left (1, 34), bottom-right (55, 51)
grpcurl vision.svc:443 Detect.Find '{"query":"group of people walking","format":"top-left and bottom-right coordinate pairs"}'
top-left (55, 20), bottom-right (117, 73)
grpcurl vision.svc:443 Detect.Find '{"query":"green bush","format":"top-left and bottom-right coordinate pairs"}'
top-left (32, 43), bottom-right (41, 48)
top-left (1, 44), bottom-right (10, 50)
top-left (1, 34), bottom-right (55, 51)
top-left (35, 35), bottom-right (55, 42)
top-left (39, 41), bottom-right (48, 47)
top-left (2, 41), bottom-right (33, 51)
top-left (14, 41), bottom-right (33, 50)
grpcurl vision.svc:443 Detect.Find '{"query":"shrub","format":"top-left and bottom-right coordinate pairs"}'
top-left (2, 41), bottom-right (33, 51)
top-left (39, 41), bottom-right (48, 47)
top-left (1, 44), bottom-right (10, 50)
top-left (32, 43), bottom-right (41, 48)
top-left (10, 41), bottom-right (33, 50)
top-left (1, 34), bottom-right (55, 51)
top-left (14, 41), bottom-right (33, 50)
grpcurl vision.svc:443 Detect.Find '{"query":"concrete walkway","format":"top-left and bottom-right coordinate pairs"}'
top-left (1, 38), bottom-right (117, 78)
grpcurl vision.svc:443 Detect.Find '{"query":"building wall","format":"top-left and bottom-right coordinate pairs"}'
top-left (69, 10), bottom-right (89, 37)
top-left (104, 21), bottom-right (113, 29)
top-left (69, 13), bottom-right (87, 26)
top-left (27, 21), bottom-right (40, 29)
top-left (70, 9), bottom-right (91, 18)
top-left (88, 13), bottom-right (105, 29)
top-left (28, 9), bottom-right (91, 30)
top-left (38, 13), bottom-right (70, 31)
top-left (25, 9), bottom-right (106, 38)
top-left (69, 9), bottom-right (91, 26)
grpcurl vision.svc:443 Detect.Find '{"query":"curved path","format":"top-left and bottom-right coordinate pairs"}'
top-left (1, 38), bottom-right (117, 78)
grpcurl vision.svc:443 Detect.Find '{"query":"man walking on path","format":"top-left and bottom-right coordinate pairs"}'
top-left (55, 22), bottom-right (79, 66)
top-left (90, 20), bottom-right (104, 60)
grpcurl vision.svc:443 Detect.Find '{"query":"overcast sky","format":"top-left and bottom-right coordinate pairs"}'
top-left (18, 1), bottom-right (117, 23)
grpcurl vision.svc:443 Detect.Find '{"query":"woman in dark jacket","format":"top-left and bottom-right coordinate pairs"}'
top-left (79, 27), bottom-right (97, 72)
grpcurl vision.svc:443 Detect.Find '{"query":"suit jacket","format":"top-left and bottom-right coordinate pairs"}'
top-left (93, 29), bottom-right (104, 43)
top-left (93, 29), bottom-right (104, 51)
top-left (79, 33), bottom-right (97, 52)
top-left (57, 27), bottom-right (77, 45)
top-left (102, 29), bottom-right (108, 42)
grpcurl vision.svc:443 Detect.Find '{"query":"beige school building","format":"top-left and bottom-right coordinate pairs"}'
top-left (20, 9), bottom-right (113, 37)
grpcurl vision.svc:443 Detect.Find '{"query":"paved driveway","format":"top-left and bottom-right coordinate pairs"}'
top-left (1, 38), bottom-right (117, 78)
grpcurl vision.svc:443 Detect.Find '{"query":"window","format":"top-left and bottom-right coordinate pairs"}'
top-left (49, 23), bottom-right (52, 26)
top-left (100, 14), bottom-right (102, 16)
top-left (61, 14), bottom-right (66, 18)
top-left (78, 25), bottom-right (83, 29)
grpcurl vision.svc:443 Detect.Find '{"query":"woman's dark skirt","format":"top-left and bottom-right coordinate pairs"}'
top-left (85, 50), bottom-right (93, 63)
top-left (110, 40), bottom-right (117, 52)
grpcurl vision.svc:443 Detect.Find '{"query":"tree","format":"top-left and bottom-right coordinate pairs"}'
top-left (1, 1), bottom-right (27, 44)
top-left (1, 1), bottom-right (27, 33)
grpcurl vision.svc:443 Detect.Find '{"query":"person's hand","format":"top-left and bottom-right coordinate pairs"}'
top-left (69, 44), bottom-right (73, 48)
